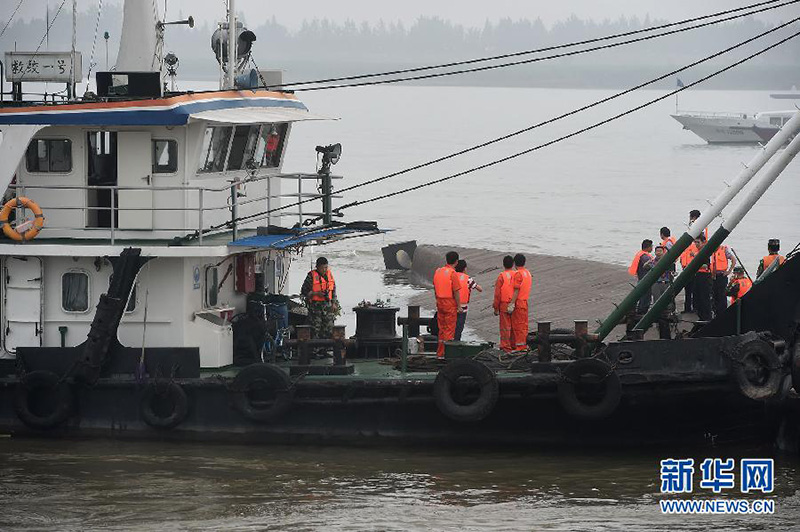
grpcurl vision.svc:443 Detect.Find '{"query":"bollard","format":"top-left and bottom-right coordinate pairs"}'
top-left (537, 321), bottom-right (551, 363)
top-left (574, 320), bottom-right (588, 337)
top-left (401, 324), bottom-right (409, 374)
top-left (296, 325), bottom-right (312, 365)
top-left (408, 305), bottom-right (420, 338)
top-left (332, 325), bottom-right (347, 366)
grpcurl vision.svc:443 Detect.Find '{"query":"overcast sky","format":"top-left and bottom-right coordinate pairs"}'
top-left (10, 0), bottom-right (793, 29)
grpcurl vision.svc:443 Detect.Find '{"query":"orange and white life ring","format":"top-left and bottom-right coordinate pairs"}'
top-left (0, 197), bottom-right (45, 241)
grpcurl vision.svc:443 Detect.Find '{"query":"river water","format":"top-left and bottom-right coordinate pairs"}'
top-left (4, 85), bottom-right (800, 529)
top-left (1, 438), bottom-right (799, 531)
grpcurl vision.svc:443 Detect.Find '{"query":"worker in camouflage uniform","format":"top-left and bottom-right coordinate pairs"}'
top-left (300, 257), bottom-right (339, 340)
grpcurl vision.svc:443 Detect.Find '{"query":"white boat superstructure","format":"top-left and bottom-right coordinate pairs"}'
top-left (671, 110), bottom-right (795, 144)
top-left (0, 0), bottom-right (377, 369)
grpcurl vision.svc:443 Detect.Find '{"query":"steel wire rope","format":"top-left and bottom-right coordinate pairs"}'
top-left (264, 0), bottom-right (795, 90)
top-left (335, 28), bottom-right (800, 212)
top-left (199, 17), bottom-right (800, 236)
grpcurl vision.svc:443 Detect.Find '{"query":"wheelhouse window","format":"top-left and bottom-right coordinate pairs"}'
top-left (253, 124), bottom-right (288, 168)
top-left (152, 139), bottom-right (178, 174)
top-left (198, 126), bottom-right (232, 173)
top-left (26, 139), bottom-right (72, 173)
top-left (226, 125), bottom-right (261, 171)
top-left (204, 266), bottom-right (219, 308)
top-left (62, 271), bottom-right (90, 313)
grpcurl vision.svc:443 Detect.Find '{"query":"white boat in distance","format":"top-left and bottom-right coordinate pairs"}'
top-left (671, 110), bottom-right (795, 144)
top-left (771, 86), bottom-right (800, 99)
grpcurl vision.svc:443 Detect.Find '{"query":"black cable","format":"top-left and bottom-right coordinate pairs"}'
top-left (213, 16), bottom-right (799, 233)
top-left (267, 0), bottom-right (792, 90)
top-left (290, 1), bottom-right (798, 92)
top-left (16, 0), bottom-right (69, 84)
top-left (0, 0), bottom-right (25, 40)
top-left (338, 28), bottom-right (800, 212)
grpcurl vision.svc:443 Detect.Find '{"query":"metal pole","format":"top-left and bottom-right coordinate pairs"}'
top-left (70, 0), bottom-right (77, 99)
top-left (595, 110), bottom-right (800, 341)
top-left (110, 187), bottom-right (115, 245)
top-left (322, 171), bottom-right (332, 225)
top-left (729, 247), bottom-right (752, 281)
top-left (401, 324), bottom-right (408, 374)
top-left (198, 188), bottom-right (204, 244)
top-left (226, 0), bottom-right (236, 90)
top-left (635, 131), bottom-right (800, 333)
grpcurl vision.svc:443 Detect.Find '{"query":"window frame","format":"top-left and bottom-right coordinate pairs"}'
top-left (25, 138), bottom-right (73, 174)
top-left (197, 126), bottom-right (234, 174)
top-left (61, 269), bottom-right (91, 314)
top-left (203, 265), bottom-right (220, 308)
top-left (152, 138), bottom-right (179, 175)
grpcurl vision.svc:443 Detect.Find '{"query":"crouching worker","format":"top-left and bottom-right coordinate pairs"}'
top-left (727, 266), bottom-right (753, 305)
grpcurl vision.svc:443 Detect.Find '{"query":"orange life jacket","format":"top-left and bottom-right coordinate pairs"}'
top-left (433, 265), bottom-right (457, 299)
top-left (730, 278), bottom-right (753, 303)
top-left (310, 269), bottom-right (335, 302)
top-left (762, 254), bottom-right (786, 270)
top-left (514, 267), bottom-right (532, 302)
top-left (712, 246), bottom-right (729, 275)
top-left (456, 272), bottom-right (471, 305)
top-left (496, 270), bottom-right (514, 303)
top-left (661, 236), bottom-right (676, 249)
top-left (679, 243), bottom-right (697, 268)
top-left (628, 250), bottom-right (651, 277)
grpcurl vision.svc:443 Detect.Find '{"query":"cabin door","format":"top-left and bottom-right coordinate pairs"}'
top-left (117, 131), bottom-right (154, 230)
top-left (2, 256), bottom-right (43, 354)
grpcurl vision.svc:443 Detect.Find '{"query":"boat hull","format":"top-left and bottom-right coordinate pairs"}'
top-left (671, 114), bottom-right (775, 144)
top-left (0, 377), bottom-right (783, 448)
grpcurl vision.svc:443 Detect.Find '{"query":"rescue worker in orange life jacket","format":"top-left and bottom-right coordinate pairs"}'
top-left (660, 226), bottom-right (676, 251)
top-left (300, 256), bottom-right (339, 341)
top-left (433, 251), bottom-right (463, 359)
top-left (454, 259), bottom-right (482, 342)
top-left (680, 210), bottom-right (707, 313)
top-left (727, 266), bottom-right (753, 305)
top-left (711, 244), bottom-right (736, 318)
top-left (493, 255), bottom-right (515, 353)
top-left (629, 239), bottom-right (655, 314)
top-left (756, 239), bottom-right (786, 278)
top-left (508, 254), bottom-right (532, 352)
top-left (690, 234), bottom-right (713, 322)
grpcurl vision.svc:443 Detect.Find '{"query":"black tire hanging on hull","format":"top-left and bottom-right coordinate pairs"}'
top-left (140, 381), bottom-right (190, 429)
top-left (433, 358), bottom-right (499, 422)
top-left (230, 363), bottom-right (293, 423)
top-left (791, 334), bottom-right (800, 394)
top-left (14, 370), bottom-right (73, 430)
top-left (557, 358), bottom-right (621, 420)
top-left (733, 339), bottom-right (783, 401)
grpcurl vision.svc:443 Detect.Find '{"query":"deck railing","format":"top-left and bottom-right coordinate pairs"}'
top-left (7, 172), bottom-right (341, 245)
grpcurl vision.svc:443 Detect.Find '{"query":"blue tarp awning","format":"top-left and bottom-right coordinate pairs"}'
top-left (229, 224), bottom-right (385, 250)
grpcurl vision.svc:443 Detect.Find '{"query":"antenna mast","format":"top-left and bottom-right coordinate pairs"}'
top-left (226, 0), bottom-right (236, 89)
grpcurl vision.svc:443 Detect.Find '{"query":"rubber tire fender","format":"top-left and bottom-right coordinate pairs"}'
top-left (140, 381), bottom-right (190, 429)
top-left (557, 358), bottom-right (621, 420)
top-left (14, 370), bottom-right (73, 429)
top-left (733, 339), bottom-right (782, 401)
top-left (433, 358), bottom-right (499, 422)
top-left (791, 334), bottom-right (800, 394)
top-left (231, 363), bottom-right (293, 423)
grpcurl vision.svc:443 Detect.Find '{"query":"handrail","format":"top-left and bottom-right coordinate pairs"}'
top-left (4, 171), bottom-right (339, 241)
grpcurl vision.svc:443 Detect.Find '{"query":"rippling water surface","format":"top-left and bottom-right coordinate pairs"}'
top-left (3, 85), bottom-right (799, 529)
top-left (1, 438), bottom-right (798, 531)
